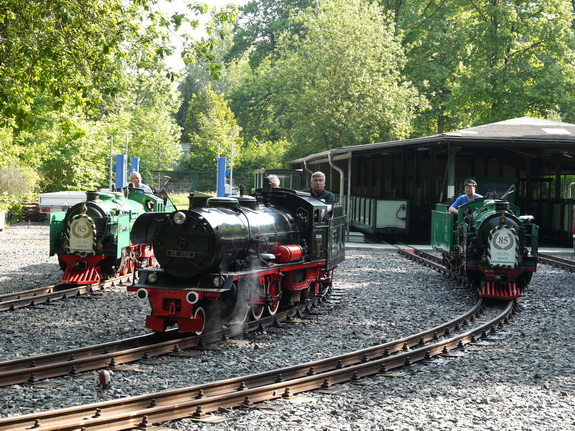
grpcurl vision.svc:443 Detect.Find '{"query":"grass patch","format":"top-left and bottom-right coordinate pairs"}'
top-left (168, 191), bottom-right (215, 208)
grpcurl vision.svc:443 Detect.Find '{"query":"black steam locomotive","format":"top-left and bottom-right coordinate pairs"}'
top-left (129, 187), bottom-right (346, 334)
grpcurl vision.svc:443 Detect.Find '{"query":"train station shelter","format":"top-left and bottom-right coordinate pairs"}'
top-left (289, 117), bottom-right (575, 244)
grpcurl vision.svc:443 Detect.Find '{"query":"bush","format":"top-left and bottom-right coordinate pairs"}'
top-left (0, 193), bottom-right (23, 223)
top-left (0, 165), bottom-right (39, 197)
top-left (0, 165), bottom-right (40, 224)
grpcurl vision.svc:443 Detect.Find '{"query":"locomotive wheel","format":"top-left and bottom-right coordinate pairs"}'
top-left (267, 279), bottom-right (281, 316)
top-left (250, 279), bottom-right (267, 320)
top-left (302, 286), bottom-right (312, 303)
top-left (251, 301), bottom-right (265, 320)
top-left (120, 254), bottom-right (135, 276)
top-left (58, 256), bottom-right (67, 272)
top-left (229, 303), bottom-right (249, 326)
top-left (100, 256), bottom-right (122, 279)
top-left (193, 306), bottom-right (206, 335)
top-left (225, 281), bottom-right (250, 326)
top-left (115, 248), bottom-right (132, 276)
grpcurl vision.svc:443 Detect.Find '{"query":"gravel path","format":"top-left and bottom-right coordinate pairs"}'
top-left (0, 222), bottom-right (574, 430)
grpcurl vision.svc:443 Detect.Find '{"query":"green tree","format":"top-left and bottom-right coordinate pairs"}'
top-left (237, 138), bottom-right (288, 174)
top-left (177, 55), bottom-right (247, 143)
top-left (0, 165), bottom-right (39, 198)
top-left (0, 127), bottom-right (19, 165)
top-left (379, 0), bottom-right (575, 133)
top-left (127, 107), bottom-right (183, 184)
top-left (182, 84), bottom-right (242, 171)
top-left (452, 0), bottom-right (575, 125)
top-left (227, 60), bottom-right (284, 145)
top-left (264, 0), bottom-right (426, 159)
top-left (0, 0), bottom-right (236, 128)
top-left (177, 64), bottom-right (214, 142)
top-left (0, 1), bottom-right (236, 192)
top-left (120, 69), bottom-right (183, 183)
top-left (226, 0), bottom-right (314, 68)
top-left (378, 0), bottom-right (466, 134)
top-left (13, 105), bottom-right (111, 192)
top-left (177, 13), bottom-right (246, 143)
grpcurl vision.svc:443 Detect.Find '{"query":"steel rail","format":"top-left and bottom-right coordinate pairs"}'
top-left (0, 294), bottom-right (329, 387)
top-left (0, 299), bottom-right (516, 431)
top-left (394, 246), bottom-right (468, 284)
top-left (538, 252), bottom-right (575, 272)
top-left (0, 274), bottom-right (133, 312)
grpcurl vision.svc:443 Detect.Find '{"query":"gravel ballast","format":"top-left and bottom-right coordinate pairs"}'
top-left (0, 222), bottom-right (574, 430)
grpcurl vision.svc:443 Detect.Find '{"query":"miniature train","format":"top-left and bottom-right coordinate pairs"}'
top-left (49, 188), bottom-right (176, 284)
top-left (431, 187), bottom-right (538, 299)
top-left (129, 187), bottom-right (346, 334)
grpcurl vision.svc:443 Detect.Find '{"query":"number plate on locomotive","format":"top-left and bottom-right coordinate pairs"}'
top-left (166, 250), bottom-right (195, 258)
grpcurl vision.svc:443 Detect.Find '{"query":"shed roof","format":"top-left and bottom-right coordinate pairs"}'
top-left (290, 117), bottom-right (575, 166)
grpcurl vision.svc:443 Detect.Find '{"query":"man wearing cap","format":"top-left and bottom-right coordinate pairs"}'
top-left (449, 179), bottom-right (482, 215)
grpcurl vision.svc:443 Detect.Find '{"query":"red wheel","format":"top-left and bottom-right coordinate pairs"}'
top-left (225, 281), bottom-right (249, 326)
top-left (267, 279), bottom-right (281, 316)
top-left (193, 306), bottom-right (206, 335)
top-left (251, 302), bottom-right (264, 320)
top-left (234, 302), bottom-right (249, 325)
top-left (250, 280), bottom-right (265, 320)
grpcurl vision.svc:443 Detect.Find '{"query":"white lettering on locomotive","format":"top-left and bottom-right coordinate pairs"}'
top-left (488, 225), bottom-right (518, 268)
top-left (166, 250), bottom-right (196, 258)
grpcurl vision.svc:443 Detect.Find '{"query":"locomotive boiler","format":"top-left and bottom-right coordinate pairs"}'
top-left (49, 189), bottom-right (176, 284)
top-left (129, 187), bottom-right (346, 334)
top-left (431, 188), bottom-right (538, 299)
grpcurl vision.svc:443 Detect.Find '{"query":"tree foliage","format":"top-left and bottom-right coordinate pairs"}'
top-left (13, 105), bottom-right (111, 192)
top-left (181, 84), bottom-right (242, 171)
top-left (5, 0), bottom-right (575, 197)
top-left (452, 0), bottom-right (575, 125)
top-left (1, 0), bottom-right (126, 127)
top-left (238, 138), bottom-right (288, 174)
top-left (379, 0), bottom-right (575, 133)
top-left (226, 0), bottom-right (314, 68)
top-left (0, 0), bottom-right (236, 128)
top-left (0, 165), bottom-right (39, 199)
top-left (263, 0), bottom-right (426, 159)
top-left (0, 0), bottom-right (234, 193)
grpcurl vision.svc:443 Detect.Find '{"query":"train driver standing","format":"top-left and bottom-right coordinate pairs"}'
top-left (449, 179), bottom-right (482, 215)
top-left (129, 171), bottom-right (152, 193)
top-left (305, 171), bottom-right (335, 213)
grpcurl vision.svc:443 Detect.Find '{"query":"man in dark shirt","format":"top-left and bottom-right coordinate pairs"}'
top-left (305, 171), bottom-right (335, 212)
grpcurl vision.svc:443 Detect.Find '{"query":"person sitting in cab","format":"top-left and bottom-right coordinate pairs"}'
top-left (305, 171), bottom-right (335, 221)
top-left (449, 179), bottom-right (482, 215)
top-left (268, 175), bottom-right (280, 188)
top-left (129, 171), bottom-right (152, 193)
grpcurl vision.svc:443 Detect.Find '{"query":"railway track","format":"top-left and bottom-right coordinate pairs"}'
top-left (0, 274), bottom-right (134, 312)
top-left (0, 298), bottom-right (518, 431)
top-left (392, 244), bottom-right (469, 285)
top-left (538, 252), bottom-right (575, 271)
top-left (0, 291), bottom-right (332, 387)
top-left (396, 243), bottom-right (575, 275)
